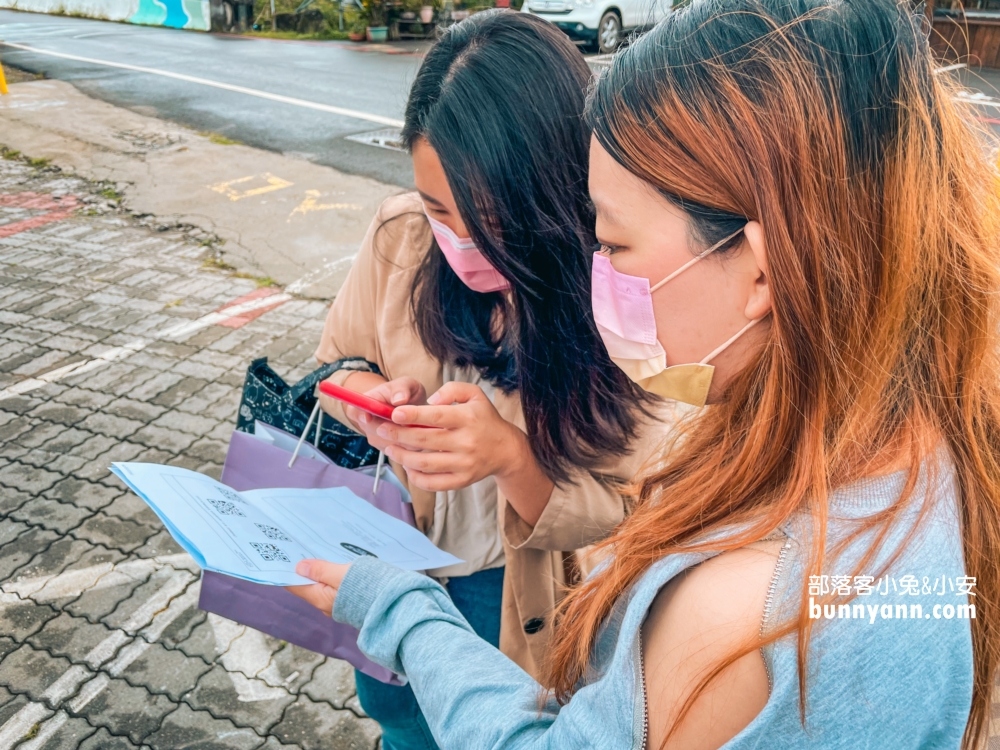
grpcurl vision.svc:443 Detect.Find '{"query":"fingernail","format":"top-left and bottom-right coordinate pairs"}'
top-left (296, 560), bottom-right (311, 577)
top-left (427, 393), bottom-right (440, 405)
top-left (392, 392), bottom-right (406, 404)
top-left (376, 426), bottom-right (388, 438)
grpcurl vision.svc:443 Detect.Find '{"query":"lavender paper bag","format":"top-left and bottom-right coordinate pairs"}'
top-left (198, 428), bottom-right (411, 684)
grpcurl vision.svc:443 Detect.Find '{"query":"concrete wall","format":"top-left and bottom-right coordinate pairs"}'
top-left (0, 0), bottom-right (212, 30)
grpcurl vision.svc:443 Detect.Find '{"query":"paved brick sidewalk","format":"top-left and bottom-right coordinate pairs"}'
top-left (0, 154), bottom-right (381, 748)
top-left (5, 146), bottom-right (1000, 750)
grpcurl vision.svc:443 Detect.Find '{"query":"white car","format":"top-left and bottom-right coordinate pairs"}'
top-left (522, 0), bottom-right (672, 54)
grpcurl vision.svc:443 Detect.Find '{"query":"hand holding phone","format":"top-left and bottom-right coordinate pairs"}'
top-left (318, 380), bottom-right (428, 437)
top-left (319, 381), bottom-right (396, 421)
top-left (376, 381), bottom-right (527, 493)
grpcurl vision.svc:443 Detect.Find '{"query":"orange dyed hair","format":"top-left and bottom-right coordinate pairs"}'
top-left (548, 1), bottom-right (1000, 747)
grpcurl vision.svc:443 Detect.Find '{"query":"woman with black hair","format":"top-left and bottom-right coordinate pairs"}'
top-left (312, 10), bottom-right (670, 750)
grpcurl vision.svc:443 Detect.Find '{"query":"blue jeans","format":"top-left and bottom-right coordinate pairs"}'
top-left (353, 565), bottom-right (505, 750)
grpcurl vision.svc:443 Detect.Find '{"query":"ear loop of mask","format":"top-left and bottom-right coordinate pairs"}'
top-left (699, 317), bottom-right (762, 365)
top-left (649, 227), bottom-right (745, 294)
top-left (648, 226), bottom-right (760, 366)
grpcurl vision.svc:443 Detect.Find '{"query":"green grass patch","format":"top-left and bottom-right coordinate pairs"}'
top-left (202, 255), bottom-right (237, 272)
top-left (234, 271), bottom-right (279, 288)
top-left (203, 253), bottom-right (278, 289)
top-left (99, 186), bottom-right (123, 202)
top-left (204, 132), bottom-right (241, 146)
top-left (245, 28), bottom-right (350, 40)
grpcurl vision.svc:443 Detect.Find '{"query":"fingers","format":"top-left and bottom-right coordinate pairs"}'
top-left (426, 381), bottom-right (485, 406)
top-left (366, 377), bottom-right (426, 407)
top-left (343, 404), bottom-right (364, 431)
top-left (345, 409), bottom-right (393, 450)
top-left (299, 558), bottom-right (351, 587)
top-left (387, 377), bottom-right (426, 406)
top-left (391, 404), bottom-right (465, 428)
top-left (356, 411), bottom-right (391, 430)
top-left (399, 468), bottom-right (469, 493)
top-left (392, 382), bottom-right (489, 425)
top-left (360, 382), bottom-right (396, 406)
top-left (384, 444), bottom-right (473, 475)
top-left (286, 583), bottom-right (337, 615)
top-left (375, 422), bottom-right (456, 450)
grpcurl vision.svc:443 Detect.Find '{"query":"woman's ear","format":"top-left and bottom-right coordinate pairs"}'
top-left (742, 220), bottom-right (772, 321)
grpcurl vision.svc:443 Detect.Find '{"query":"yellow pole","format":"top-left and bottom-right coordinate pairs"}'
top-left (0, 61), bottom-right (8, 95)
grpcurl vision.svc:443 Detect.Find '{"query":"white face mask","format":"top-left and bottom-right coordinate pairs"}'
top-left (591, 229), bottom-right (761, 407)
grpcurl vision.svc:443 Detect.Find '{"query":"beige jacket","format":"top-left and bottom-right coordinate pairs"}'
top-left (315, 193), bottom-right (674, 678)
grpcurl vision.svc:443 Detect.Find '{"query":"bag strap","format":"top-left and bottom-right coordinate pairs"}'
top-left (289, 357), bottom-right (382, 402)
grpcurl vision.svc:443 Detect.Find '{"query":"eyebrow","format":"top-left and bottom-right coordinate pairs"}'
top-left (590, 198), bottom-right (622, 225)
top-left (418, 190), bottom-right (446, 208)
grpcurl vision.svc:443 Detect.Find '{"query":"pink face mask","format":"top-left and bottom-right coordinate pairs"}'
top-left (591, 228), bottom-right (759, 406)
top-left (427, 215), bottom-right (511, 294)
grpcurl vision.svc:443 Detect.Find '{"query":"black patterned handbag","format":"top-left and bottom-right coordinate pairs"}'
top-left (235, 356), bottom-right (380, 469)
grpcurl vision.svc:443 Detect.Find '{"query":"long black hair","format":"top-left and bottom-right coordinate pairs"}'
top-left (394, 9), bottom-right (649, 483)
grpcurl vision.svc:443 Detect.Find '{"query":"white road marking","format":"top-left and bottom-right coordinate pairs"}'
top-left (159, 293), bottom-right (292, 340)
top-left (926, 63), bottom-right (1000, 110)
top-left (0, 553), bottom-right (193, 604)
top-left (15, 711), bottom-right (67, 750)
top-left (286, 255), bottom-right (356, 295)
top-left (0, 703), bottom-right (50, 749)
top-left (222, 668), bottom-right (289, 703)
top-left (0, 552), bottom-right (292, 749)
top-left (207, 614), bottom-right (287, 701)
top-left (0, 567), bottom-right (195, 749)
top-left (0, 41), bottom-right (405, 128)
top-left (0, 339), bottom-right (146, 401)
top-left (0, 293), bottom-right (291, 401)
top-left (956, 91), bottom-right (1000, 110)
top-left (0, 99), bottom-right (67, 110)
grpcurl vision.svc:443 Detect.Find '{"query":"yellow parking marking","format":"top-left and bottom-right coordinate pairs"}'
top-left (288, 189), bottom-right (362, 221)
top-left (209, 173), bottom-right (293, 202)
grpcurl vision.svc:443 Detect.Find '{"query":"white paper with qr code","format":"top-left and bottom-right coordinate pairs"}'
top-left (109, 462), bottom-right (462, 585)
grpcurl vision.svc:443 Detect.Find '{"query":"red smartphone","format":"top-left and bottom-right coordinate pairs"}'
top-left (319, 380), bottom-right (396, 420)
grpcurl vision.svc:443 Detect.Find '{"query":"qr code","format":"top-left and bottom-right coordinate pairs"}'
top-left (249, 542), bottom-right (290, 563)
top-left (218, 487), bottom-right (245, 505)
top-left (254, 523), bottom-right (290, 542)
top-left (206, 498), bottom-right (245, 517)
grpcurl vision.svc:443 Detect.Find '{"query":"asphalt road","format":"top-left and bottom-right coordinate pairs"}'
top-left (3, 11), bottom-right (1000, 189)
top-left (0, 10), bottom-right (425, 187)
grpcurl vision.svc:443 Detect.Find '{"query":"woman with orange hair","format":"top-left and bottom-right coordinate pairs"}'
top-left (290, 0), bottom-right (1000, 747)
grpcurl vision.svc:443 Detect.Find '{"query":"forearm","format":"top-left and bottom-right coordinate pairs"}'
top-left (342, 370), bottom-right (387, 394)
top-left (335, 559), bottom-right (579, 749)
top-left (494, 429), bottom-right (555, 529)
top-left (503, 470), bottom-right (627, 552)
